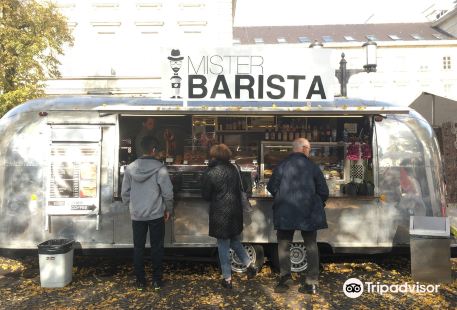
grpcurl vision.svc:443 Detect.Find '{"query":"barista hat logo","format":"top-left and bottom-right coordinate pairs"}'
top-left (168, 49), bottom-right (184, 99)
top-left (343, 278), bottom-right (364, 298)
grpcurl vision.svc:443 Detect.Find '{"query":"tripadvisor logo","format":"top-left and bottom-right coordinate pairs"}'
top-left (343, 277), bottom-right (440, 298)
top-left (343, 278), bottom-right (364, 298)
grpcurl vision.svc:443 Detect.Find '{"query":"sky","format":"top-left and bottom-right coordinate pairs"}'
top-left (234, 0), bottom-right (455, 26)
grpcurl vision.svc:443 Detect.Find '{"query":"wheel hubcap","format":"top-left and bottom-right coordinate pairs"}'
top-left (230, 244), bottom-right (256, 273)
top-left (290, 243), bottom-right (308, 272)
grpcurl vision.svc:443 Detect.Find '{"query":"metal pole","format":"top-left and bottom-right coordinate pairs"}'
top-left (335, 53), bottom-right (364, 97)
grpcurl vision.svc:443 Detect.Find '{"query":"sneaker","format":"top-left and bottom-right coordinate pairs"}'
top-left (246, 265), bottom-right (258, 279)
top-left (274, 274), bottom-right (292, 293)
top-left (152, 280), bottom-right (162, 291)
top-left (136, 279), bottom-right (146, 291)
top-left (221, 279), bottom-right (233, 289)
top-left (298, 283), bottom-right (318, 295)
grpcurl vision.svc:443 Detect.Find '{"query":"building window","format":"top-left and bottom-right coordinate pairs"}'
top-left (388, 34), bottom-right (401, 40)
top-left (366, 35), bottom-right (377, 41)
top-left (344, 36), bottom-right (355, 41)
top-left (322, 35), bottom-right (333, 42)
top-left (298, 36), bottom-right (310, 43)
top-left (254, 37), bottom-right (264, 44)
top-left (419, 65), bottom-right (429, 72)
top-left (277, 37), bottom-right (287, 43)
top-left (443, 56), bottom-right (451, 69)
top-left (411, 34), bottom-right (423, 40)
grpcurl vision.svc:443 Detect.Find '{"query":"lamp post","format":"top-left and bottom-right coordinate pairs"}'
top-left (335, 40), bottom-right (377, 97)
top-left (310, 39), bottom-right (378, 97)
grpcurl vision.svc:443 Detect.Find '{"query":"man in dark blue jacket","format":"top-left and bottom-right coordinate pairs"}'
top-left (267, 138), bottom-right (329, 294)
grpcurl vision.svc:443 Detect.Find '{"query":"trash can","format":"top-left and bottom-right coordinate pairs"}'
top-left (410, 216), bottom-right (452, 283)
top-left (37, 239), bottom-right (75, 288)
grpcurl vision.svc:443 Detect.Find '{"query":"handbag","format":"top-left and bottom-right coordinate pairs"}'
top-left (234, 164), bottom-right (253, 213)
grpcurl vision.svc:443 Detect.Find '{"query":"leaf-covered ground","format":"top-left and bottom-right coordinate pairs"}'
top-left (0, 252), bottom-right (456, 309)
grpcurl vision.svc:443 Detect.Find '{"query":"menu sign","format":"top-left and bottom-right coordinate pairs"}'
top-left (46, 144), bottom-right (100, 215)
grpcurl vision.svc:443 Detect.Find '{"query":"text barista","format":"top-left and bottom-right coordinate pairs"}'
top-left (187, 55), bottom-right (328, 100)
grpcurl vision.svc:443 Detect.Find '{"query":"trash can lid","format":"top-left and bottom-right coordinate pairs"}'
top-left (37, 239), bottom-right (75, 254)
top-left (409, 216), bottom-right (450, 237)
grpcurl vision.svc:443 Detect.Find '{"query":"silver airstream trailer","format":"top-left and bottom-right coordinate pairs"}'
top-left (0, 96), bottom-right (449, 272)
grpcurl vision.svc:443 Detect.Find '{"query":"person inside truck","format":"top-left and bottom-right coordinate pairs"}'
top-left (135, 117), bottom-right (163, 158)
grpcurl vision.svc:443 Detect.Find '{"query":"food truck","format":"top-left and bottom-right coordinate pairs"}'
top-left (0, 96), bottom-right (449, 272)
top-left (0, 47), bottom-right (450, 272)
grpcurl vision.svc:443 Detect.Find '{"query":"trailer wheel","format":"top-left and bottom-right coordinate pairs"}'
top-left (230, 244), bottom-right (265, 273)
top-left (290, 243), bottom-right (308, 273)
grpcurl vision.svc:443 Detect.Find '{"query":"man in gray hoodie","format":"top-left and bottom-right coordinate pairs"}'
top-left (121, 136), bottom-right (174, 291)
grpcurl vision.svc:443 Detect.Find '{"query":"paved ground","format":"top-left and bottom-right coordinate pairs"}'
top-left (0, 252), bottom-right (456, 309)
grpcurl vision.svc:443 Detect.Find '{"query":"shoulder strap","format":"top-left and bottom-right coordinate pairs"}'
top-left (232, 163), bottom-right (245, 192)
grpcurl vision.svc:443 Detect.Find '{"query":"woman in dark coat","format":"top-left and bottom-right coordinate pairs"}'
top-left (201, 144), bottom-right (257, 289)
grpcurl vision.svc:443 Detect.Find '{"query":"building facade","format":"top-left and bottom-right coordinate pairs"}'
top-left (46, 0), bottom-right (234, 96)
top-left (47, 1), bottom-right (457, 106)
top-left (234, 22), bottom-right (457, 104)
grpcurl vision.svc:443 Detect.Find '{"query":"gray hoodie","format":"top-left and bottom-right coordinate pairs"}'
top-left (121, 156), bottom-right (173, 221)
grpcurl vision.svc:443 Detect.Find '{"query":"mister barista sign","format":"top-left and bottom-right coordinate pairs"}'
top-left (161, 46), bottom-right (334, 101)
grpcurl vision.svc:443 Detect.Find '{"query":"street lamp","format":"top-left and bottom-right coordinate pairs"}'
top-left (310, 39), bottom-right (378, 97)
top-left (335, 40), bottom-right (377, 97)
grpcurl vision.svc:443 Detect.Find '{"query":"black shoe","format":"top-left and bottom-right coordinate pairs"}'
top-left (274, 274), bottom-right (292, 293)
top-left (299, 284), bottom-right (318, 294)
top-left (246, 265), bottom-right (258, 279)
top-left (221, 279), bottom-right (233, 289)
top-left (136, 279), bottom-right (146, 291)
top-left (274, 282), bottom-right (289, 293)
top-left (278, 274), bottom-right (293, 285)
top-left (152, 280), bottom-right (162, 291)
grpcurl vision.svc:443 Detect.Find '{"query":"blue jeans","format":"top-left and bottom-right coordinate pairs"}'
top-left (217, 234), bottom-right (251, 280)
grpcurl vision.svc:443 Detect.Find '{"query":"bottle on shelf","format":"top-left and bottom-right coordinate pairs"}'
top-left (319, 126), bottom-right (325, 142)
top-left (288, 126), bottom-right (295, 141)
top-left (277, 128), bottom-right (283, 141)
top-left (300, 125), bottom-right (306, 138)
top-left (305, 124), bottom-right (311, 141)
top-left (312, 125), bottom-right (318, 142)
top-left (326, 125), bottom-right (331, 142)
top-left (294, 127), bottom-right (300, 140)
top-left (264, 128), bottom-right (270, 141)
top-left (271, 128), bottom-right (276, 141)
top-left (331, 127), bottom-right (337, 142)
top-left (282, 126), bottom-right (288, 141)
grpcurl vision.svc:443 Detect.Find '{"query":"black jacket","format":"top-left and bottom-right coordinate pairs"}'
top-left (267, 152), bottom-right (329, 231)
top-left (201, 159), bottom-right (244, 239)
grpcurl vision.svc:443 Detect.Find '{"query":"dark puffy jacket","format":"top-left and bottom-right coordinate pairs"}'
top-left (201, 159), bottom-right (244, 239)
top-left (267, 152), bottom-right (329, 231)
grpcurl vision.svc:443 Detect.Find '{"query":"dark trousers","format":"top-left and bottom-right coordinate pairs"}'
top-left (277, 230), bottom-right (319, 285)
top-left (132, 217), bottom-right (165, 282)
